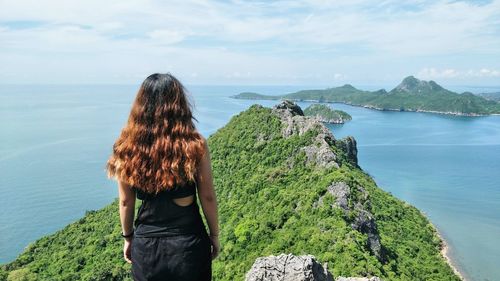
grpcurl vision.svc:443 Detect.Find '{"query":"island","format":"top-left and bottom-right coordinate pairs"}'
top-left (232, 76), bottom-right (500, 116)
top-left (303, 103), bottom-right (352, 124)
top-left (0, 101), bottom-right (463, 281)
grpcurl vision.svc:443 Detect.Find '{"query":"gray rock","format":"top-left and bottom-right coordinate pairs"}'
top-left (272, 100), bottom-right (330, 138)
top-left (336, 277), bottom-right (382, 281)
top-left (272, 100), bottom-right (359, 169)
top-left (273, 99), bottom-right (304, 116)
top-left (300, 140), bottom-right (339, 169)
top-left (314, 182), bottom-right (350, 211)
top-left (272, 100), bottom-right (340, 169)
top-left (327, 182), bottom-right (351, 211)
top-left (334, 136), bottom-right (358, 167)
top-left (350, 208), bottom-right (384, 262)
top-left (314, 182), bottom-right (385, 262)
top-left (245, 253), bottom-right (334, 281)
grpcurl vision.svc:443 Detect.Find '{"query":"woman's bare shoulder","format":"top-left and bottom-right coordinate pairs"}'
top-left (199, 134), bottom-right (208, 149)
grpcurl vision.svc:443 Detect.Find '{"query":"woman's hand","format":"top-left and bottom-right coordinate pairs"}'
top-left (123, 238), bottom-right (133, 263)
top-left (209, 235), bottom-right (220, 260)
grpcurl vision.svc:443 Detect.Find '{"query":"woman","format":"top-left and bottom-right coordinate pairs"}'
top-left (105, 73), bottom-right (220, 281)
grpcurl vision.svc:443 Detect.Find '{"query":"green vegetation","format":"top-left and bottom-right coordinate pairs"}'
top-left (303, 103), bottom-right (352, 123)
top-left (1, 104), bottom-right (461, 281)
top-left (0, 204), bottom-right (135, 281)
top-left (232, 76), bottom-right (500, 115)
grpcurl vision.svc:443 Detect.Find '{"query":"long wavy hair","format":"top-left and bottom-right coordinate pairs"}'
top-left (106, 73), bottom-right (205, 194)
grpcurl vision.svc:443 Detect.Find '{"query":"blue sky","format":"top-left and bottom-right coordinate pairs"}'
top-left (0, 0), bottom-right (499, 87)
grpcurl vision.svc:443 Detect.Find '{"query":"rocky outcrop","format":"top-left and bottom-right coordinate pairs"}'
top-left (314, 182), bottom-right (386, 263)
top-left (314, 182), bottom-right (350, 211)
top-left (350, 206), bottom-right (384, 262)
top-left (334, 136), bottom-right (358, 167)
top-left (335, 277), bottom-right (382, 281)
top-left (245, 254), bottom-right (333, 281)
top-left (272, 100), bottom-right (339, 169)
top-left (245, 254), bottom-right (381, 281)
top-left (272, 100), bottom-right (326, 139)
top-left (300, 135), bottom-right (339, 169)
top-left (274, 99), bottom-right (304, 116)
top-left (271, 100), bottom-right (357, 169)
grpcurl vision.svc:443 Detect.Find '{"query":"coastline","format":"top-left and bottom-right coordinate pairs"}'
top-left (431, 222), bottom-right (467, 281)
top-left (231, 96), bottom-right (500, 117)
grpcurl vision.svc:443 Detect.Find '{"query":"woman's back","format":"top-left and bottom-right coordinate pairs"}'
top-left (131, 181), bottom-right (212, 281)
top-left (133, 180), bottom-right (206, 237)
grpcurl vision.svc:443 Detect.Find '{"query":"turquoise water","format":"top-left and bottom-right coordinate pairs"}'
top-left (1, 85), bottom-right (499, 281)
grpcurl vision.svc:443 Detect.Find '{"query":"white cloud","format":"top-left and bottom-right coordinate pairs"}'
top-left (470, 68), bottom-right (500, 77)
top-left (333, 73), bottom-right (346, 80)
top-left (0, 0), bottom-right (499, 84)
top-left (419, 67), bottom-right (500, 79)
top-left (419, 68), bottom-right (460, 79)
top-left (147, 29), bottom-right (187, 45)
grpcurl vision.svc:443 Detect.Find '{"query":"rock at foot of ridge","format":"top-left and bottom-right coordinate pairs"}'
top-left (245, 253), bottom-right (381, 281)
top-left (335, 277), bottom-right (382, 281)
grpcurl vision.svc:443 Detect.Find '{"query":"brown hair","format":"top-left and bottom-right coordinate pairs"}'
top-left (105, 73), bottom-right (205, 194)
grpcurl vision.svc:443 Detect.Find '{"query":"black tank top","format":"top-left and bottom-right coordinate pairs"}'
top-left (132, 180), bottom-right (206, 237)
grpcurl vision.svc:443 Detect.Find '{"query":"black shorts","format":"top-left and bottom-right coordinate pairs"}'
top-left (131, 232), bottom-right (212, 281)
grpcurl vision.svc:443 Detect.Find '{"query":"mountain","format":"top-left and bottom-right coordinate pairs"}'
top-left (1, 101), bottom-right (462, 281)
top-left (390, 76), bottom-right (445, 94)
top-left (231, 76), bottom-right (500, 116)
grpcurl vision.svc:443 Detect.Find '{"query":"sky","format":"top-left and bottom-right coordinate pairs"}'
top-left (0, 0), bottom-right (499, 87)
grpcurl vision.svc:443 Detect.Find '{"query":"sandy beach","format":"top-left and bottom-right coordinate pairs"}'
top-left (433, 225), bottom-right (467, 281)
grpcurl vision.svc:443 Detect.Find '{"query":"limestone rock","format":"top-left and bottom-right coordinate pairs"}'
top-left (245, 253), bottom-right (383, 281)
top-left (245, 253), bottom-right (334, 281)
top-left (273, 99), bottom-right (304, 116)
top-left (334, 136), bottom-right (358, 167)
top-left (300, 137), bottom-right (339, 169)
top-left (272, 100), bottom-right (324, 138)
top-left (326, 181), bottom-right (351, 211)
top-left (336, 277), bottom-right (382, 281)
top-left (350, 207), bottom-right (384, 262)
top-left (314, 181), bottom-right (350, 211)
top-left (272, 100), bottom-right (340, 169)
top-left (314, 182), bottom-right (386, 262)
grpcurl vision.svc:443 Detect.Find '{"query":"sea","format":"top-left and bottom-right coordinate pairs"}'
top-left (0, 84), bottom-right (499, 281)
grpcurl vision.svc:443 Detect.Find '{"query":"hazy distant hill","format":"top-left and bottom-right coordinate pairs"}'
top-left (232, 76), bottom-right (500, 116)
top-left (1, 101), bottom-right (461, 281)
top-left (477, 91), bottom-right (500, 102)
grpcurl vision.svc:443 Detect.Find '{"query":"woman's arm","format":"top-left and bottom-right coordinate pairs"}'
top-left (118, 180), bottom-right (136, 236)
top-left (196, 137), bottom-right (220, 238)
top-left (118, 180), bottom-right (136, 263)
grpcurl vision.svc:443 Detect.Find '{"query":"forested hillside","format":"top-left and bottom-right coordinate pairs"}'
top-left (1, 101), bottom-right (461, 281)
